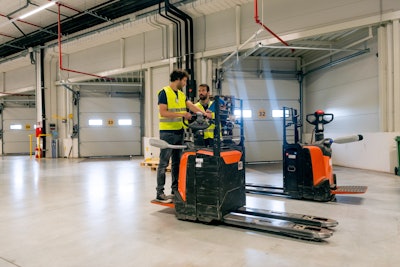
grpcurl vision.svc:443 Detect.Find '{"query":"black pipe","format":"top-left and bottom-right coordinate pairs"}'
top-left (40, 48), bottom-right (46, 157)
top-left (167, 3), bottom-right (194, 74)
top-left (165, 0), bottom-right (196, 100)
top-left (165, 1), bottom-right (189, 72)
top-left (159, 2), bottom-right (182, 68)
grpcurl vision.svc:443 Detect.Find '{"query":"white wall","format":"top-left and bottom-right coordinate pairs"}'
top-left (332, 132), bottom-right (399, 173)
top-left (305, 39), bottom-right (379, 134)
top-left (303, 31), bottom-right (399, 173)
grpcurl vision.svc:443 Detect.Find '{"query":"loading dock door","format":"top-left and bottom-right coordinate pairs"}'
top-left (222, 75), bottom-right (299, 162)
top-left (2, 107), bottom-right (36, 155)
top-left (79, 97), bottom-right (141, 157)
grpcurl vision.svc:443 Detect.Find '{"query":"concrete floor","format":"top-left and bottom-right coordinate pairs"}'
top-left (0, 156), bottom-right (399, 267)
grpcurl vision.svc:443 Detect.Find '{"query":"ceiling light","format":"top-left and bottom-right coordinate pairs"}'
top-left (18, 1), bottom-right (58, 20)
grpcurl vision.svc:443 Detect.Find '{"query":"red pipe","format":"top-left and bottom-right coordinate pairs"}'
top-left (0, 32), bottom-right (16, 39)
top-left (254, 0), bottom-right (292, 51)
top-left (57, 3), bottom-right (112, 80)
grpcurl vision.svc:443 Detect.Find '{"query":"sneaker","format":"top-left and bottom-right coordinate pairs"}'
top-left (166, 193), bottom-right (175, 200)
top-left (156, 193), bottom-right (172, 203)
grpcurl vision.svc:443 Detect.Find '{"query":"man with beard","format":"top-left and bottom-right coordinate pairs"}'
top-left (195, 84), bottom-right (215, 147)
top-left (156, 70), bottom-right (210, 203)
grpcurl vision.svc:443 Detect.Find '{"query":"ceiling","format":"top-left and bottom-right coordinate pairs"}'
top-left (0, 0), bottom-right (198, 60)
top-left (0, 0), bottom-right (376, 72)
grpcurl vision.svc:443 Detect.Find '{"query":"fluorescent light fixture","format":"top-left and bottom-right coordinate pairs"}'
top-left (18, 1), bottom-right (57, 20)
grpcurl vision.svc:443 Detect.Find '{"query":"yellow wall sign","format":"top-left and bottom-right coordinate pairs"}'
top-left (107, 119), bottom-right (114, 126)
top-left (258, 109), bottom-right (266, 119)
top-left (25, 124), bottom-right (31, 130)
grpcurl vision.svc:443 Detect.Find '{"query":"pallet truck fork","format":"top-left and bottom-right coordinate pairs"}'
top-left (246, 107), bottom-right (367, 202)
top-left (151, 97), bottom-right (338, 241)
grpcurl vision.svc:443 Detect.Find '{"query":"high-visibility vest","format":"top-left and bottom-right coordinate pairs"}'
top-left (195, 100), bottom-right (215, 139)
top-left (158, 86), bottom-right (187, 130)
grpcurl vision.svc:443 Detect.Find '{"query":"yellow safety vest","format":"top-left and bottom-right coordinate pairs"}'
top-left (195, 100), bottom-right (215, 139)
top-left (158, 86), bottom-right (187, 130)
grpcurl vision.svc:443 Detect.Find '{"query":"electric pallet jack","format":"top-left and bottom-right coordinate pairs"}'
top-left (150, 97), bottom-right (338, 241)
top-left (246, 107), bottom-right (368, 202)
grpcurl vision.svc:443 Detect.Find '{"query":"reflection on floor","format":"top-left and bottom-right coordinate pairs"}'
top-left (0, 156), bottom-right (399, 267)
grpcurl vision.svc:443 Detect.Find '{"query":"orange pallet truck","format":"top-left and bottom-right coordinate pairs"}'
top-left (246, 107), bottom-right (367, 202)
top-left (151, 97), bottom-right (338, 241)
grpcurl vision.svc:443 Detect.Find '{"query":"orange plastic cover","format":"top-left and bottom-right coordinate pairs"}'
top-left (178, 151), bottom-right (196, 202)
top-left (304, 146), bottom-right (333, 186)
top-left (197, 149), bottom-right (242, 164)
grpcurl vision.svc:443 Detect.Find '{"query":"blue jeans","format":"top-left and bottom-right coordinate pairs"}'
top-left (156, 131), bottom-right (184, 195)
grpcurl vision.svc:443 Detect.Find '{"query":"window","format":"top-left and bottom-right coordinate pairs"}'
top-left (88, 119), bottom-right (103, 126)
top-left (118, 119), bottom-right (132, 126)
top-left (10, 124), bottom-right (22, 130)
top-left (272, 109), bottom-right (289, 118)
top-left (234, 109), bottom-right (252, 118)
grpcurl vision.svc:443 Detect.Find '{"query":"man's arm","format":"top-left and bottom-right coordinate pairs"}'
top-left (186, 100), bottom-right (212, 119)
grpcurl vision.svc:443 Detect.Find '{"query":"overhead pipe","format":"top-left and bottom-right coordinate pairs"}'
top-left (167, 2), bottom-right (195, 73)
top-left (164, 2), bottom-right (184, 70)
top-left (166, 1), bottom-right (190, 72)
top-left (6, 0), bottom-right (31, 36)
top-left (165, 0), bottom-right (196, 100)
top-left (52, 0), bottom-right (110, 22)
top-left (56, 3), bottom-right (112, 80)
top-left (159, 1), bottom-right (182, 69)
top-left (40, 48), bottom-right (47, 157)
top-left (0, 13), bottom-right (58, 40)
top-left (254, 0), bottom-right (291, 50)
top-left (301, 27), bottom-right (374, 68)
top-left (303, 49), bottom-right (370, 76)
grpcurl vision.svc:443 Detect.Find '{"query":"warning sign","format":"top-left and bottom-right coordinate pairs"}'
top-left (107, 119), bottom-right (114, 126)
top-left (25, 124), bottom-right (31, 130)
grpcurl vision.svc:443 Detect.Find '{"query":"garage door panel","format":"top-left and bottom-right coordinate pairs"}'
top-left (2, 107), bottom-right (36, 154)
top-left (244, 141), bottom-right (282, 162)
top-left (80, 127), bottom-right (141, 142)
top-left (80, 141), bottom-right (141, 157)
top-left (226, 78), bottom-right (299, 99)
top-left (79, 96), bottom-right (141, 157)
top-left (242, 100), bottom-right (300, 117)
top-left (3, 142), bottom-right (32, 154)
top-left (222, 65), bottom-right (299, 162)
top-left (244, 120), bottom-right (284, 141)
top-left (80, 112), bottom-right (140, 127)
top-left (3, 130), bottom-right (34, 142)
top-left (80, 97), bottom-right (140, 113)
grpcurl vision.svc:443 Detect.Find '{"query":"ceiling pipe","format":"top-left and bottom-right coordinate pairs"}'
top-left (159, 1), bottom-right (182, 69)
top-left (57, 3), bottom-right (112, 80)
top-left (164, 0), bottom-right (196, 100)
top-left (0, 13), bottom-right (58, 38)
top-left (301, 27), bottom-right (373, 68)
top-left (165, 1), bottom-right (189, 72)
top-left (6, 0), bottom-right (31, 36)
top-left (163, 1), bottom-right (184, 70)
top-left (167, 1), bottom-right (194, 75)
top-left (53, 1), bottom-right (110, 22)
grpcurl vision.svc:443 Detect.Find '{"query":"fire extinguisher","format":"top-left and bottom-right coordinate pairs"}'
top-left (35, 127), bottom-right (42, 158)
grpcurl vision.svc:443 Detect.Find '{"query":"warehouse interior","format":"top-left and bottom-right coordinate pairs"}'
top-left (0, 0), bottom-right (399, 266)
